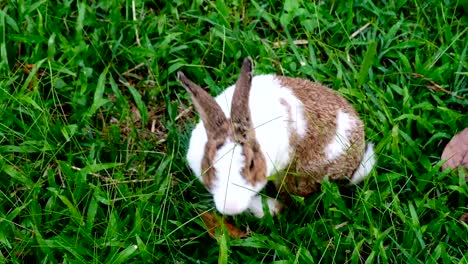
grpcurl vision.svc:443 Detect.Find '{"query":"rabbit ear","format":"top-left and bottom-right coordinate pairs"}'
top-left (231, 58), bottom-right (254, 143)
top-left (177, 71), bottom-right (229, 139)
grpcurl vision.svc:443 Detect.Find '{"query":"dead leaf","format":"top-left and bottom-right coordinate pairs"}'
top-left (460, 214), bottom-right (468, 224)
top-left (200, 212), bottom-right (248, 239)
top-left (441, 128), bottom-right (468, 176)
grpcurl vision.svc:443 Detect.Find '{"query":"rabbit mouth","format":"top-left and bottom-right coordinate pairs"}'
top-left (213, 189), bottom-right (254, 216)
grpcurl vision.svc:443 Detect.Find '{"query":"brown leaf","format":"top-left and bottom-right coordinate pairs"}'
top-left (200, 212), bottom-right (248, 239)
top-left (441, 128), bottom-right (468, 173)
top-left (460, 214), bottom-right (468, 224)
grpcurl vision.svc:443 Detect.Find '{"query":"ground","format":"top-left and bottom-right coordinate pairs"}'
top-left (0, 0), bottom-right (467, 263)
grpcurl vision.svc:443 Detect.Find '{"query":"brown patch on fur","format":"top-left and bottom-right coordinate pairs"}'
top-left (201, 140), bottom-right (221, 190)
top-left (177, 71), bottom-right (229, 140)
top-left (180, 61), bottom-right (268, 191)
top-left (230, 58), bottom-right (268, 187)
top-left (275, 76), bottom-right (365, 197)
top-left (200, 122), bottom-right (234, 190)
top-left (231, 58), bottom-right (255, 144)
top-left (199, 119), bottom-right (267, 190)
top-left (241, 141), bottom-right (267, 185)
top-left (279, 98), bottom-right (293, 123)
top-left (178, 71), bottom-right (234, 190)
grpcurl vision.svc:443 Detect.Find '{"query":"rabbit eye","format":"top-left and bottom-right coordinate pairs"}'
top-left (249, 159), bottom-right (255, 170)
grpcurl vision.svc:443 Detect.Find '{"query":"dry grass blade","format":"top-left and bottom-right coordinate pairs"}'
top-left (175, 106), bottom-right (193, 121)
top-left (350, 22), bottom-right (371, 39)
top-left (272, 39), bottom-right (309, 48)
top-left (122, 63), bottom-right (145, 77)
top-left (411, 73), bottom-right (466, 100)
top-left (71, 166), bottom-right (155, 184)
top-left (132, 0), bottom-right (141, 46)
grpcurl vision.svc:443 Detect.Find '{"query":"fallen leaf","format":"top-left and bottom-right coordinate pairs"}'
top-left (200, 212), bottom-right (248, 239)
top-left (460, 214), bottom-right (468, 224)
top-left (441, 128), bottom-right (468, 175)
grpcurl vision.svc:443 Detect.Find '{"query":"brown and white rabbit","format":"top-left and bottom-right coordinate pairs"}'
top-left (177, 58), bottom-right (376, 218)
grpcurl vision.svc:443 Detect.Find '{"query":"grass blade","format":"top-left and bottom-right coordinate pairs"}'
top-left (358, 41), bottom-right (377, 86)
top-left (87, 67), bottom-right (110, 118)
top-left (125, 83), bottom-right (148, 125)
top-left (218, 233), bottom-right (229, 264)
top-left (110, 244), bottom-right (138, 264)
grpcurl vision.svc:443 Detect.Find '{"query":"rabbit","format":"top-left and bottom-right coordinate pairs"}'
top-left (177, 58), bottom-right (376, 218)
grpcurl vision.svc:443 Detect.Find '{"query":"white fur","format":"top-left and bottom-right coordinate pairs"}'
top-left (324, 110), bottom-right (355, 161)
top-left (186, 75), bottom-right (307, 216)
top-left (350, 143), bottom-right (376, 184)
top-left (214, 75), bottom-right (307, 175)
top-left (247, 196), bottom-right (282, 218)
top-left (186, 122), bottom-right (207, 180)
top-left (211, 140), bottom-right (266, 215)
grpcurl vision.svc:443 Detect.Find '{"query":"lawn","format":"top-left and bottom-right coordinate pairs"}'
top-left (1, 0), bottom-right (467, 263)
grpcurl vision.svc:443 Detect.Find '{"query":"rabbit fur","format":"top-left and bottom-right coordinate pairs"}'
top-left (177, 58), bottom-right (376, 218)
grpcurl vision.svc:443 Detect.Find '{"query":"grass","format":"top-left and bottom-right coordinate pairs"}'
top-left (1, 0), bottom-right (467, 263)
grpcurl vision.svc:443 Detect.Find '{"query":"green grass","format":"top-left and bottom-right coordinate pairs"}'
top-left (1, 0), bottom-right (468, 263)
